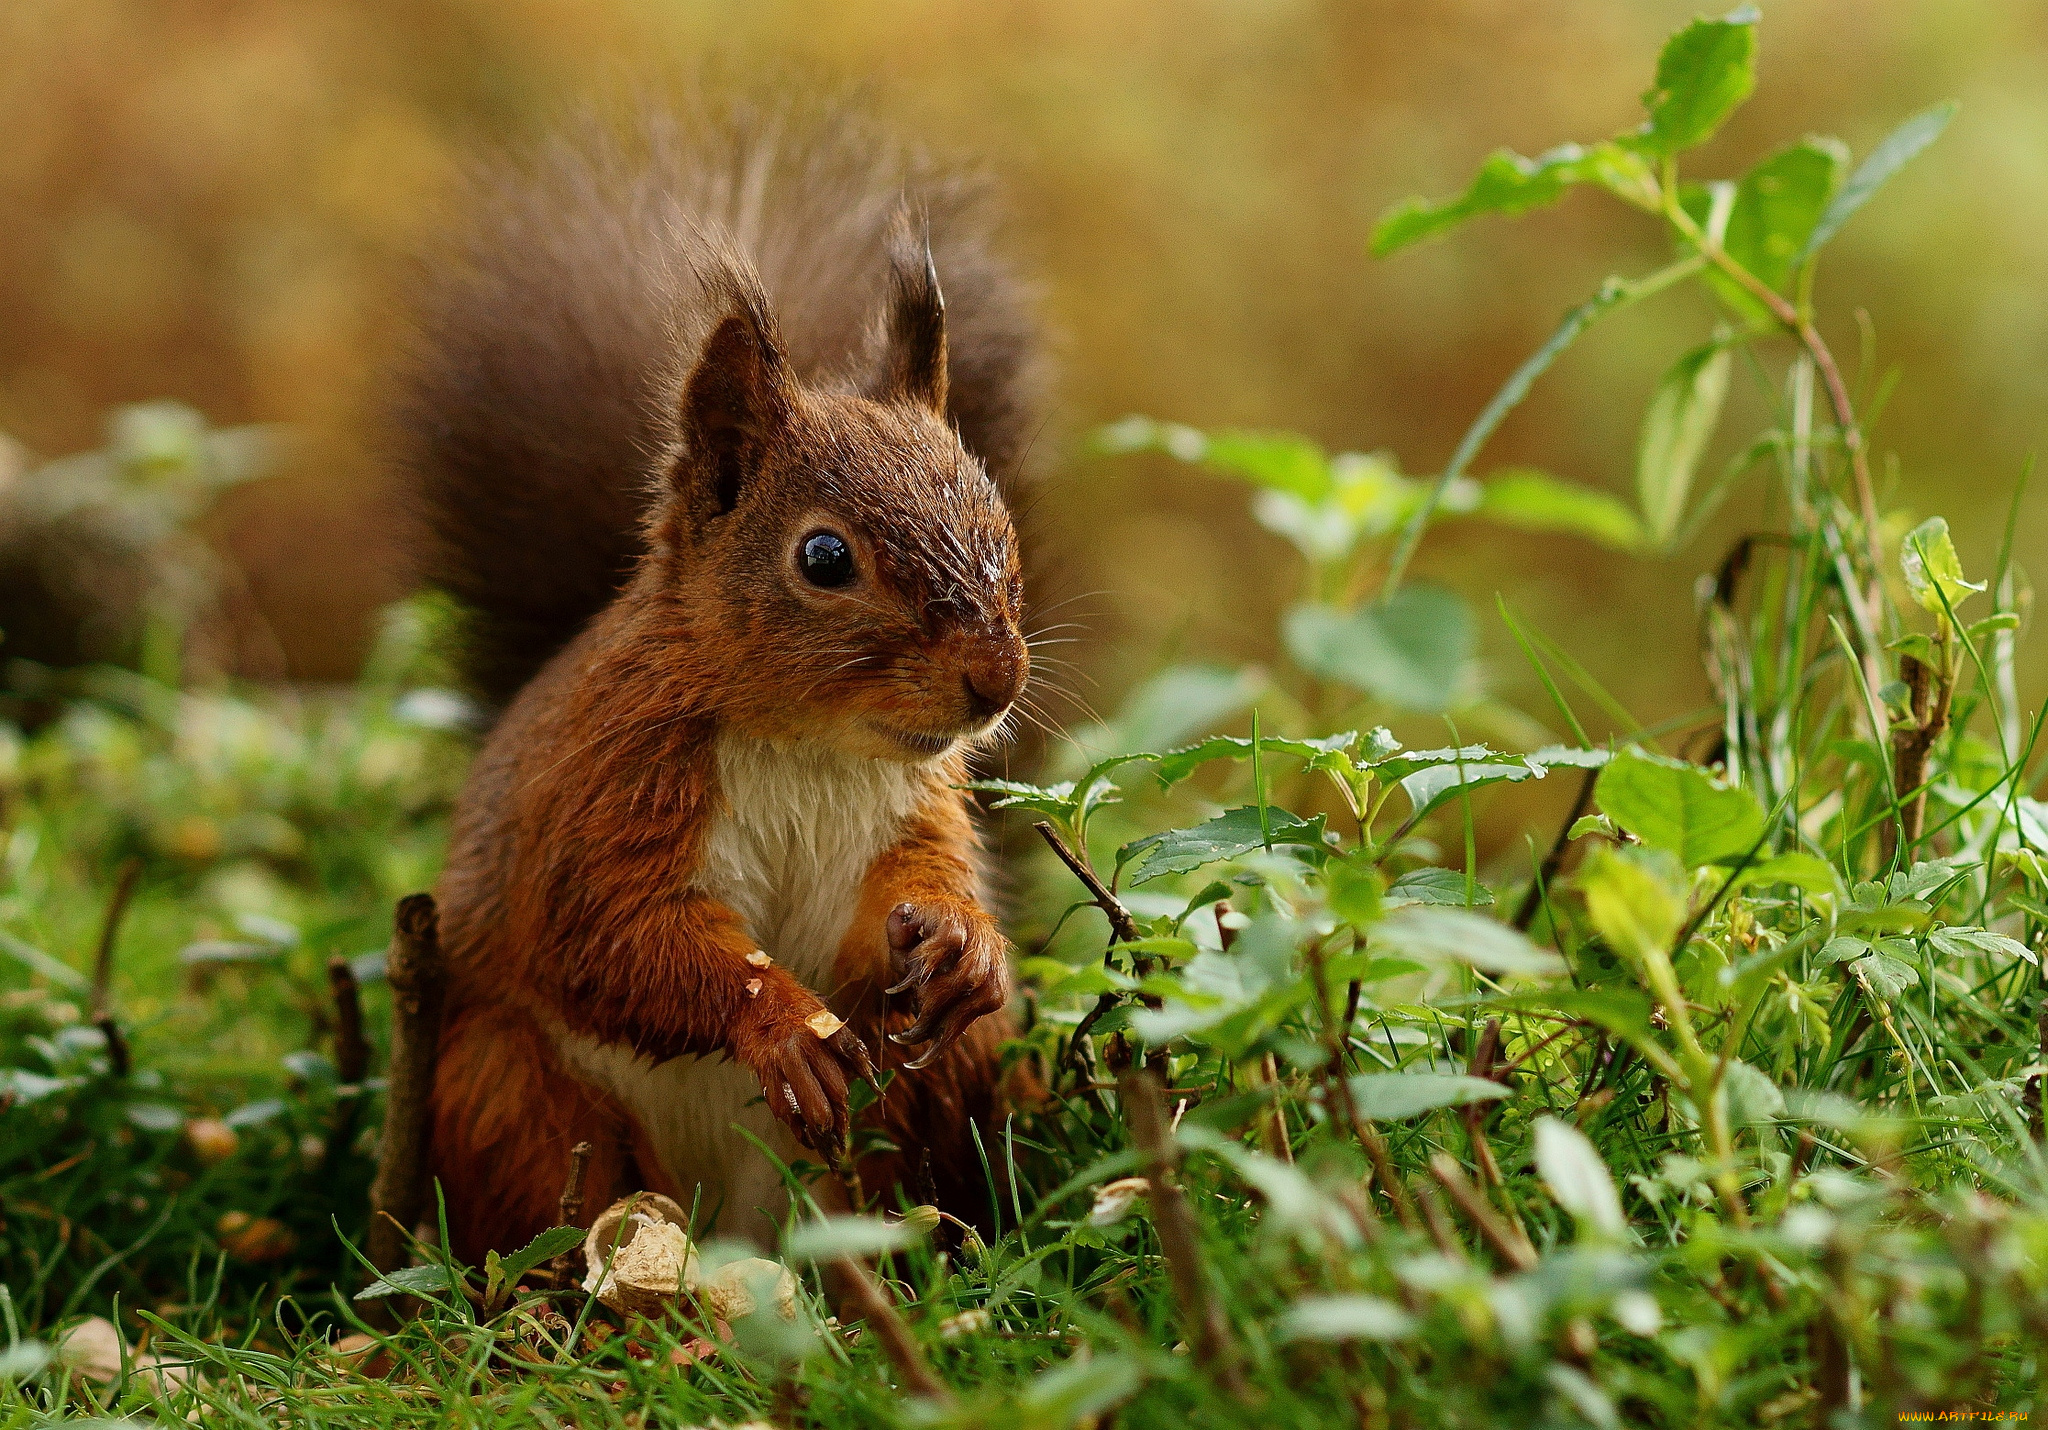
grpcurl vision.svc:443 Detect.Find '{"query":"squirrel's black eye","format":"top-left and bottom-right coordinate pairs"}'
top-left (798, 531), bottom-right (856, 589)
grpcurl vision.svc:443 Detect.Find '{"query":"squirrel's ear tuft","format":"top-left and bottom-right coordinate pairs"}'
top-left (677, 265), bottom-right (791, 516)
top-left (867, 206), bottom-right (948, 418)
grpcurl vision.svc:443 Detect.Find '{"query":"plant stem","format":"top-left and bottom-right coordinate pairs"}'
top-left (831, 1254), bottom-right (953, 1404)
top-left (1119, 1068), bottom-right (1249, 1399)
top-left (1382, 256), bottom-right (1705, 600)
top-left (88, 859), bottom-right (142, 1079)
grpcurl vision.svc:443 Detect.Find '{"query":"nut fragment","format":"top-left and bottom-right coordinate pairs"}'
top-left (744, 979), bottom-right (762, 997)
top-left (581, 1194), bottom-right (699, 1318)
top-left (805, 1009), bottom-right (845, 1039)
top-left (1087, 1176), bottom-right (1151, 1227)
top-left (696, 1257), bottom-right (798, 1323)
top-left (745, 950), bottom-right (772, 968)
top-left (184, 1117), bottom-right (239, 1163)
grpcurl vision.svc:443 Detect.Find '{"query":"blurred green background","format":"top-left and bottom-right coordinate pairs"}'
top-left (3, 0), bottom-right (2043, 750)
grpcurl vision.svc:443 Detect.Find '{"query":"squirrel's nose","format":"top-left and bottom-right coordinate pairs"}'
top-left (961, 645), bottom-right (1026, 724)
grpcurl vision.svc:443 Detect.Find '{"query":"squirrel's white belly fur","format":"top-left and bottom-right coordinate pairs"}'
top-left (557, 731), bottom-right (923, 1241)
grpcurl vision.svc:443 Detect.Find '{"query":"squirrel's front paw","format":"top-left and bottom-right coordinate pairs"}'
top-left (733, 976), bottom-right (877, 1152)
top-left (884, 901), bottom-right (1013, 1070)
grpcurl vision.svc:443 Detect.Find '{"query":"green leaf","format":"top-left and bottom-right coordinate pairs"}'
top-left (1928, 926), bottom-right (2038, 967)
top-left (1094, 417), bottom-right (1332, 500)
top-left (0, 930), bottom-right (88, 992)
top-left (1326, 857), bottom-right (1386, 926)
top-left (354, 1264), bottom-right (457, 1302)
top-left (1640, 8), bottom-right (1759, 156)
top-left (1373, 906), bottom-right (1565, 979)
top-left (1855, 952), bottom-right (1920, 999)
top-left (1713, 138), bottom-right (1848, 315)
top-left (1119, 807), bottom-right (1327, 885)
top-left (1533, 1116), bottom-right (1627, 1240)
top-left (1019, 1351), bottom-right (1147, 1424)
top-left (962, 778), bottom-right (1078, 822)
top-left (1579, 844), bottom-right (1686, 960)
top-left (1799, 101), bottom-right (1958, 263)
top-left (1595, 748), bottom-right (1765, 867)
top-left (1284, 586), bottom-right (1475, 712)
top-left (1370, 141), bottom-right (1656, 256)
top-left (1151, 731), bottom-right (1357, 791)
top-left (1474, 469), bottom-right (1647, 550)
top-left (1346, 1072), bottom-right (1511, 1121)
top-left (496, 1226), bottom-right (585, 1289)
top-left (1636, 341), bottom-right (1732, 549)
top-left (1727, 851), bottom-right (1842, 899)
top-left (1900, 516), bottom-right (1984, 615)
top-left (784, 1215), bottom-right (923, 1262)
top-left (1398, 755), bottom-right (1542, 824)
top-left (1277, 1294), bottom-right (1417, 1343)
top-left (1386, 867), bottom-right (1493, 908)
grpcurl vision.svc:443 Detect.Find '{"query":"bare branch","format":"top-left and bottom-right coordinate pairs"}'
top-left (366, 893), bottom-right (445, 1276)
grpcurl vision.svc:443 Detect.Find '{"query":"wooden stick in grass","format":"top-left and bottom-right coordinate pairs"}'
top-left (89, 859), bottom-right (143, 1078)
top-left (550, 1141), bottom-right (593, 1282)
top-left (367, 893), bottom-right (445, 1275)
top-left (324, 955), bottom-right (371, 1164)
top-left (830, 1254), bottom-right (952, 1404)
top-left (1119, 1067), bottom-right (1248, 1399)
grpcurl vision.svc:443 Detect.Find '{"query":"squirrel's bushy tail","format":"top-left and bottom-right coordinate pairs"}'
top-left (391, 98), bottom-right (1046, 709)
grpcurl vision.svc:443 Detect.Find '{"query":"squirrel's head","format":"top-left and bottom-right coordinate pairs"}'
top-left (649, 235), bottom-right (1028, 764)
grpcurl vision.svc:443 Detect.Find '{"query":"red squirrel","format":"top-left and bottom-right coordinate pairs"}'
top-left (391, 104), bottom-right (1045, 1260)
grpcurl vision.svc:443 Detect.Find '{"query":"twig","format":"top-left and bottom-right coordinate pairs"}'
top-left (325, 955), bottom-right (370, 1165)
top-left (1428, 1153), bottom-right (1535, 1272)
top-left (1032, 821), bottom-right (1139, 943)
top-left (550, 1141), bottom-right (594, 1282)
top-left (1883, 650), bottom-right (1954, 860)
top-left (1460, 1019), bottom-right (1505, 1187)
top-left (89, 859), bottom-right (143, 1078)
top-left (366, 893), bottom-right (445, 1276)
top-left (1119, 1068), bottom-right (1248, 1399)
top-left (830, 1254), bottom-right (951, 1404)
top-left (1306, 936), bottom-right (1419, 1231)
top-left (329, 955), bottom-right (370, 1084)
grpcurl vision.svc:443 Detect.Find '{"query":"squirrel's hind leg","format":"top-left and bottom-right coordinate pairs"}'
top-left (429, 1001), bottom-right (647, 1267)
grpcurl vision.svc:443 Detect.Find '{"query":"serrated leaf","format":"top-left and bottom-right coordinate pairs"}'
top-left (1855, 952), bottom-right (1920, 999)
top-left (1474, 469), bottom-right (1647, 550)
top-left (1284, 586), bottom-right (1475, 712)
top-left (354, 1264), bottom-right (457, 1302)
top-left (1641, 8), bottom-right (1759, 155)
top-left (1596, 748), bottom-right (1765, 867)
top-left (1118, 807), bottom-right (1327, 885)
top-left (1534, 1116), bottom-right (1627, 1239)
top-left (1637, 341), bottom-right (1732, 549)
top-left (1346, 1072), bottom-right (1511, 1121)
top-left (1277, 1294), bottom-right (1417, 1343)
top-left (1399, 756), bottom-right (1542, 824)
top-left (1799, 101), bottom-right (1958, 262)
top-left (1900, 516), bottom-right (1984, 615)
top-left (1928, 926), bottom-right (2038, 967)
top-left (496, 1226), bottom-right (585, 1289)
top-left (1151, 731), bottom-right (1358, 791)
top-left (1386, 867), bottom-right (1493, 908)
